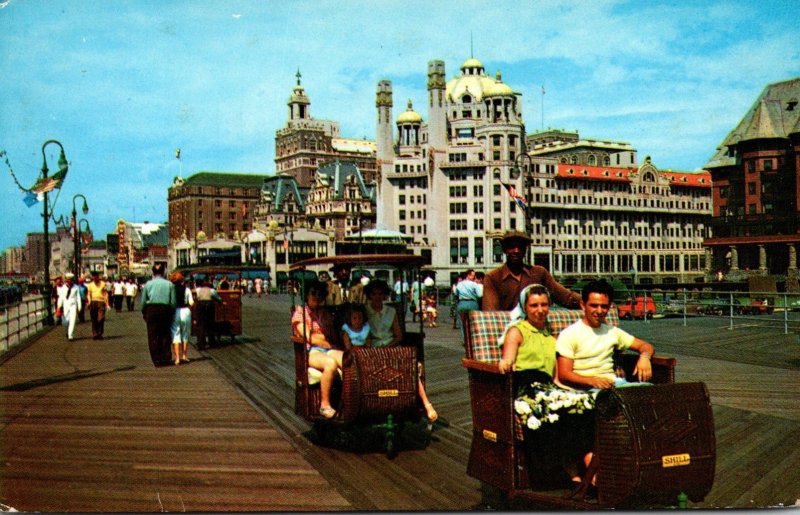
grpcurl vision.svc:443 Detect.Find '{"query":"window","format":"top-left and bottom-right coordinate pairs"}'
top-left (748, 182), bottom-right (756, 195)
top-left (748, 161), bottom-right (756, 173)
top-left (493, 201), bottom-right (501, 213)
top-left (398, 194), bottom-right (406, 205)
top-left (493, 151), bottom-right (501, 160)
top-left (764, 159), bottom-right (773, 171)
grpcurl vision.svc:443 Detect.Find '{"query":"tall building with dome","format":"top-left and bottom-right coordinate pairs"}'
top-left (376, 56), bottom-right (712, 285)
top-left (377, 57), bottom-right (526, 274)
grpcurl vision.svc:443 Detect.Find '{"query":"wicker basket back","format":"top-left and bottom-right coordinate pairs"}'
top-left (339, 346), bottom-right (419, 424)
top-left (595, 382), bottom-right (716, 507)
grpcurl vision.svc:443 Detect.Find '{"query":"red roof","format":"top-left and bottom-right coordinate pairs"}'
top-left (556, 164), bottom-right (631, 182)
top-left (662, 171), bottom-right (712, 188)
top-left (555, 164), bottom-right (711, 188)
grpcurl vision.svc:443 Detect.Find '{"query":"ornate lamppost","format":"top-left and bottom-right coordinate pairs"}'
top-left (510, 151), bottom-right (533, 261)
top-left (77, 218), bottom-right (91, 276)
top-left (40, 140), bottom-right (70, 325)
top-left (71, 194), bottom-right (89, 276)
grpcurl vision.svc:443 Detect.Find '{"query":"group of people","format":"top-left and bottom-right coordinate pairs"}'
top-left (292, 263), bottom-right (438, 423)
top-left (53, 272), bottom-right (138, 341)
top-left (478, 230), bottom-right (656, 494)
top-left (140, 264), bottom-right (223, 367)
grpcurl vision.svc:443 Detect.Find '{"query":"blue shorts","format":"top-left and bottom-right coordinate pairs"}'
top-left (309, 346), bottom-right (332, 354)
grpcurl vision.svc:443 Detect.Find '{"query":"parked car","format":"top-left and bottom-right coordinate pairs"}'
top-left (617, 296), bottom-right (657, 320)
top-left (698, 297), bottom-right (729, 316)
top-left (738, 298), bottom-right (775, 316)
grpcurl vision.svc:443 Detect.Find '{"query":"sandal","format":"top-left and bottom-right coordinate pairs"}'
top-left (424, 402), bottom-right (438, 423)
top-left (319, 406), bottom-right (336, 419)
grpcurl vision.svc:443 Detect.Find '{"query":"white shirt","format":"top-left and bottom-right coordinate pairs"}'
top-left (555, 319), bottom-right (635, 382)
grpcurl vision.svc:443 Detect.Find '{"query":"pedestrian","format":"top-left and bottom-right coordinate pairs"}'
top-left (87, 271), bottom-right (109, 340)
top-left (58, 273), bottom-right (82, 340)
top-left (194, 278), bottom-right (223, 350)
top-left (124, 277), bottom-right (138, 311)
top-left (455, 269), bottom-right (482, 335)
top-left (482, 230), bottom-right (580, 311)
top-left (112, 278), bottom-right (125, 313)
top-left (140, 263), bottom-right (177, 367)
top-left (77, 276), bottom-right (88, 323)
top-left (170, 272), bottom-right (194, 365)
top-left (54, 277), bottom-right (67, 325)
top-left (254, 277), bottom-right (263, 298)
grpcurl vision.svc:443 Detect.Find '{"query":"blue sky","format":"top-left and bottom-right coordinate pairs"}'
top-left (1, 0), bottom-right (798, 251)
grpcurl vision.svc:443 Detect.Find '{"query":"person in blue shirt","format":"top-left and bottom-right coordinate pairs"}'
top-left (141, 263), bottom-right (177, 367)
top-left (455, 269), bottom-right (483, 336)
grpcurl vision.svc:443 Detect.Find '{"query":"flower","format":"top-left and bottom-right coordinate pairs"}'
top-left (513, 382), bottom-right (595, 431)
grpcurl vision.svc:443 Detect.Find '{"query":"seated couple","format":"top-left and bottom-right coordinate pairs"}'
top-left (497, 280), bottom-right (655, 492)
top-left (292, 279), bottom-right (437, 422)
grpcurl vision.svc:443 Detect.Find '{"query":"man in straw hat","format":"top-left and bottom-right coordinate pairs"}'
top-left (482, 230), bottom-right (580, 311)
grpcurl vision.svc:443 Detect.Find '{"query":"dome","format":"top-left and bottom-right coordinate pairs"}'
top-left (288, 69), bottom-right (309, 105)
top-left (196, 230), bottom-right (207, 242)
top-left (396, 99), bottom-right (423, 124)
top-left (460, 57), bottom-right (484, 71)
top-left (484, 71), bottom-right (515, 98)
top-left (447, 56), bottom-right (495, 102)
top-left (446, 74), bottom-right (496, 102)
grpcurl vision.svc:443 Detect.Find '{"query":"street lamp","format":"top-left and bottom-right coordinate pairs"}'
top-left (77, 218), bottom-right (91, 276)
top-left (71, 194), bottom-right (89, 276)
top-left (41, 140), bottom-right (69, 325)
top-left (510, 152), bottom-right (533, 261)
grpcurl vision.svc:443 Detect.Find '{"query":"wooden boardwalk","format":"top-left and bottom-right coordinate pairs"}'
top-left (0, 307), bottom-right (349, 512)
top-left (2, 295), bottom-right (799, 510)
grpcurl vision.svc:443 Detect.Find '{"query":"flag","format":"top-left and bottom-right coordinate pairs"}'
top-left (502, 182), bottom-right (527, 209)
top-left (241, 203), bottom-right (246, 217)
top-left (23, 192), bottom-right (38, 207)
top-left (282, 238), bottom-right (289, 250)
top-left (542, 85), bottom-right (545, 95)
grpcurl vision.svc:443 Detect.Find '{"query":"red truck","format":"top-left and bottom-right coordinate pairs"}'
top-left (617, 296), bottom-right (657, 320)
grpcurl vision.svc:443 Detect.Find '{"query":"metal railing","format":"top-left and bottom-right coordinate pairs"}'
top-left (623, 288), bottom-right (800, 334)
top-left (1, 294), bottom-right (49, 355)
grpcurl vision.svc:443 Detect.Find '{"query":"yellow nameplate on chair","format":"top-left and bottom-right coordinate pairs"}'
top-left (482, 429), bottom-right (497, 442)
top-left (378, 389), bottom-right (399, 397)
top-left (662, 453), bottom-right (691, 468)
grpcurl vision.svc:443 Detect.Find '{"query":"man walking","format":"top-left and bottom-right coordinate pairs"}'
top-left (455, 269), bottom-right (483, 335)
top-left (141, 264), bottom-right (176, 367)
top-left (124, 278), bottom-right (138, 312)
top-left (58, 273), bottom-right (82, 340)
top-left (194, 278), bottom-right (223, 350)
top-left (87, 271), bottom-right (109, 340)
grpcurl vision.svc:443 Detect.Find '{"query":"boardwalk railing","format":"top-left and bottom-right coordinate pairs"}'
top-left (0, 294), bottom-right (48, 355)
top-left (625, 288), bottom-right (800, 334)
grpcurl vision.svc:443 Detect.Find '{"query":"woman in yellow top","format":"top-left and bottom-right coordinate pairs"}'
top-left (498, 283), bottom-right (556, 388)
top-left (498, 284), bottom-right (593, 490)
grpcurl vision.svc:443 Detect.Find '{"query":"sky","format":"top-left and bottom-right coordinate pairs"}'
top-left (1, 0), bottom-right (799, 252)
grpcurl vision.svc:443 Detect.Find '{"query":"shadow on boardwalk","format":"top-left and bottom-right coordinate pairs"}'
top-left (0, 307), bottom-right (348, 512)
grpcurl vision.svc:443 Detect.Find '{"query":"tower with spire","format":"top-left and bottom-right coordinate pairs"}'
top-left (375, 55), bottom-right (526, 272)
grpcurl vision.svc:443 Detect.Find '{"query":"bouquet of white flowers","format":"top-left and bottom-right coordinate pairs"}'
top-left (514, 382), bottom-right (595, 431)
